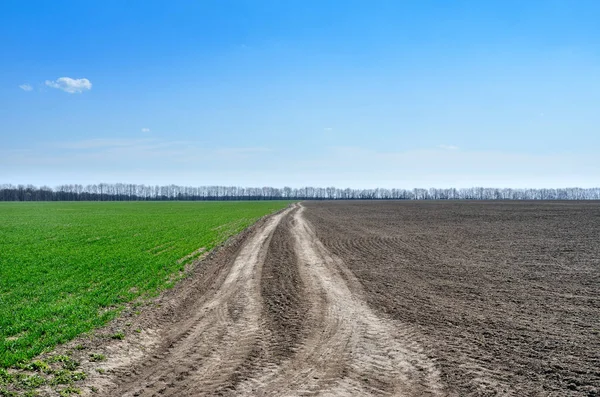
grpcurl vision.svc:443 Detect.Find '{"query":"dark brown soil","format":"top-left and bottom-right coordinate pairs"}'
top-left (260, 214), bottom-right (309, 363)
top-left (303, 200), bottom-right (600, 396)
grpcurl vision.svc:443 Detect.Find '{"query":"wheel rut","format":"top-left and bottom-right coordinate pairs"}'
top-left (100, 204), bottom-right (445, 396)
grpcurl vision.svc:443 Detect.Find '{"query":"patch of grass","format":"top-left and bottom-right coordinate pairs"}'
top-left (50, 370), bottom-right (86, 386)
top-left (0, 389), bottom-right (17, 397)
top-left (88, 353), bottom-right (105, 362)
top-left (47, 355), bottom-right (68, 363)
top-left (110, 332), bottom-right (125, 340)
top-left (58, 386), bottom-right (81, 396)
top-left (1, 356), bottom-right (88, 396)
top-left (0, 201), bottom-right (291, 368)
top-left (47, 356), bottom-right (79, 372)
top-left (24, 361), bottom-right (51, 373)
top-left (0, 369), bottom-right (13, 386)
top-left (15, 374), bottom-right (45, 389)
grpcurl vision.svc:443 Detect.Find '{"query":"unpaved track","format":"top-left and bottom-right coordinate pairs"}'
top-left (103, 204), bottom-right (444, 396)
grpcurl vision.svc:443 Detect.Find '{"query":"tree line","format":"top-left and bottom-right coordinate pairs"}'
top-left (1, 183), bottom-right (599, 201)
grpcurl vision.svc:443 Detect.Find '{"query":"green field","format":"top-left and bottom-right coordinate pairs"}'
top-left (0, 201), bottom-right (290, 367)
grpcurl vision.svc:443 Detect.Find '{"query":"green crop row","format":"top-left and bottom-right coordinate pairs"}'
top-left (0, 201), bottom-right (291, 367)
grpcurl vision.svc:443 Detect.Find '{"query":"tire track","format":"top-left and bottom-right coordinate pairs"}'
top-left (234, 204), bottom-right (444, 396)
top-left (112, 207), bottom-right (291, 397)
top-left (102, 204), bottom-right (445, 396)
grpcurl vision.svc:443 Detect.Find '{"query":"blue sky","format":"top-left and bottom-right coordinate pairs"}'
top-left (1, 0), bottom-right (599, 188)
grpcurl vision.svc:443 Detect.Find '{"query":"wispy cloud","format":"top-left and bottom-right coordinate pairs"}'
top-left (2, 142), bottom-right (599, 189)
top-left (56, 138), bottom-right (156, 150)
top-left (45, 77), bottom-right (92, 94)
top-left (438, 144), bottom-right (459, 150)
top-left (141, 128), bottom-right (151, 133)
top-left (214, 147), bottom-right (272, 155)
top-left (324, 127), bottom-right (333, 131)
top-left (310, 146), bottom-right (600, 188)
top-left (19, 84), bottom-right (33, 91)
top-left (43, 138), bottom-right (271, 165)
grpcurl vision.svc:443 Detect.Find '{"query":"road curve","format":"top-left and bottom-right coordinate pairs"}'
top-left (104, 204), bottom-right (445, 396)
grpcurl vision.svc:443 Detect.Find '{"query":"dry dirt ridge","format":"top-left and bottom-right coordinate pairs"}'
top-left (75, 203), bottom-right (445, 396)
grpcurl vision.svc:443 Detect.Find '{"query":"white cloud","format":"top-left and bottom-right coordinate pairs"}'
top-left (324, 127), bottom-right (333, 131)
top-left (438, 144), bottom-right (459, 150)
top-left (19, 84), bottom-right (33, 91)
top-left (141, 128), bottom-right (151, 133)
top-left (45, 77), bottom-right (92, 94)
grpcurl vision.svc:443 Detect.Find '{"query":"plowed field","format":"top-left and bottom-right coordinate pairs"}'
top-left (303, 201), bottom-right (600, 396)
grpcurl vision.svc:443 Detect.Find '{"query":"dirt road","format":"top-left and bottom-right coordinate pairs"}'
top-left (91, 204), bottom-right (444, 396)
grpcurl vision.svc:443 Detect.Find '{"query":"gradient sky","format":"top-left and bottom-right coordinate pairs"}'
top-left (1, 0), bottom-right (599, 188)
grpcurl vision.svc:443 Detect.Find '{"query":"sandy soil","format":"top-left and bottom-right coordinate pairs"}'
top-left (70, 200), bottom-right (599, 396)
